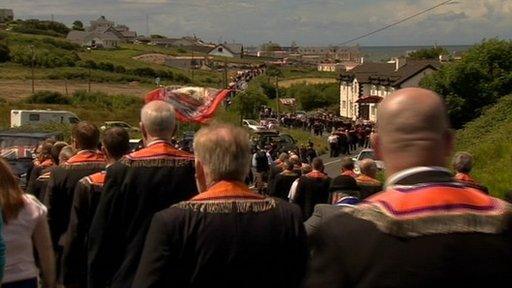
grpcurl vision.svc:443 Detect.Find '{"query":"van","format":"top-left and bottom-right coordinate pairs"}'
top-left (10, 110), bottom-right (81, 128)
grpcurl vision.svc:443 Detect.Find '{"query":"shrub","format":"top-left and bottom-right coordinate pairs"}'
top-left (11, 19), bottom-right (70, 37)
top-left (97, 62), bottom-right (115, 72)
top-left (114, 65), bottom-right (126, 73)
top-left (26, 91), bottom-right (71, 104)
top-left (0, 43), bottom-right (10, 62)
top-left (71, 90), bottom-right (143, 110)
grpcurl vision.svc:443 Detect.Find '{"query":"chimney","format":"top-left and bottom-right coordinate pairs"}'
top-left (395, 57), bottom-right (406, 71)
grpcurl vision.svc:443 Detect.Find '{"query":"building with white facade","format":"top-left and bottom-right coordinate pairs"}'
top-left (338, 58), bottom-right (440, 122)
top-left (208, 43), bottom-right (243, 58)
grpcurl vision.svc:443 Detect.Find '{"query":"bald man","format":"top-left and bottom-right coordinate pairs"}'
top-left (88, 101), bottom-right (198, 288)
top-left (306, 88), bottom-right (512, 287)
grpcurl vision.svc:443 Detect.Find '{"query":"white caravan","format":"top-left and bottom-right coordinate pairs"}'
top-left (10, 110), bottom-right (81, 128)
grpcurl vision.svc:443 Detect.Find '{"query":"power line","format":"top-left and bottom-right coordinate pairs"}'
top-left (339, 0), bottom-right (457, 46)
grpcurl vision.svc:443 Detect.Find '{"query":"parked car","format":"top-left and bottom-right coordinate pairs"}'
top-left (242, 119), bottom-right (267, 132)
top-left (10, 110), bottom-right (80, 128)
top-left (260, 118), bottom-right (280, 130)
top-left (100, 121), bottom-right (140, 133)
top-left (129, 139), bottom-right (144, 152)
top-left (251, 130), bottom-right (297, 154)
top-left (352, 149), bottom-right (384, 173)
top-left (0, 131), bottom-right (62, 189)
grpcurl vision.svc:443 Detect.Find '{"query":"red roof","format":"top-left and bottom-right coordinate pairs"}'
top-left (356, 95), bottom-right (383, 104)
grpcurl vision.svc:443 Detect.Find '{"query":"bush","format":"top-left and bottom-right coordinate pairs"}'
top-left (9, 46), bottom-right (80, 68)
top-left (71, 90), bottom-right (143, 110)
top-left (97, 62), bottom-right (115, 72)
top-left (114, 65), bottom-right (126, 73)
top-left (0, 43), bottom-right (10, 62)
top-left (26, 91), bottom-right (71, 104)
top-left (11, 19), bottom-right (70, 37)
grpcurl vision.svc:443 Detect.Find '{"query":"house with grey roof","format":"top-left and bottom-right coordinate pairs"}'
top-left (66, 30), bottom-right (120, 49)
top-left (338, 58), bottom-right (440, 121)
top-left (67, 16), bottom-right (137, 47)
top-left (208, 43), bottom-right (243, 58)
top-left (0, 9), bottom-right (13, 23)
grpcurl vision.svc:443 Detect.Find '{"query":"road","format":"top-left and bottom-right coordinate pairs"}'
top-left (320, 150), bottom-right (361, 178)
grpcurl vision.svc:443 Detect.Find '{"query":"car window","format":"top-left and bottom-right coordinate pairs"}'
top-left (358, 151), bottom-right (375, 160)
top-left (69, 117), bottom-right (79, 124)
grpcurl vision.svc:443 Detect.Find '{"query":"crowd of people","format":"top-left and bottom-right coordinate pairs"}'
top-left (0, 87), bottom-right (511, 288)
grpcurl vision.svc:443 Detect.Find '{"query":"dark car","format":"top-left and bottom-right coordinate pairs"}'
top-left (0, 131), bottom-right (62, 188)
top-left (251, 130), bottom-right (297, 154)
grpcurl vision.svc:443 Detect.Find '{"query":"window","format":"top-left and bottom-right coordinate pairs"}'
top-left (371, 105), bottom-right (377, 116)
top-left (342, 100), bottom-right (346, 109)
top-left (218, 47), bottom-right (223, 52)
top-left (29, 114), bottom-right (40, 121)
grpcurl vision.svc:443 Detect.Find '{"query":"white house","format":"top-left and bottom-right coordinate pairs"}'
top-left (67, 30), bottom-right (120, 49)
top-left (208, 43), bottom-right (243, 58)
top-left (317, 63), bottom-right (344, 72)
top-left (339, 58), bottom-right (440, 122)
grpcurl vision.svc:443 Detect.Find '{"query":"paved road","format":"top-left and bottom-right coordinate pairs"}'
top-left (320, 150), bottom-right (361, 178)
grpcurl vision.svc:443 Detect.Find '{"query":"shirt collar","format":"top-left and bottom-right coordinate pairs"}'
top-left (385, 166), bottom-right (453, 188)
top-left (146, 140), bottom-right (171, 147)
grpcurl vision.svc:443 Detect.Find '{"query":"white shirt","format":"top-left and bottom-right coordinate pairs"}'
top-left (328, 135), bottom-right (338, 144)
top-left (288, 178), bottom-right (300, 202)
top-left (2, 194), bottom-right (47, 283)
top-left (385, 166), bottom-right (452, 188)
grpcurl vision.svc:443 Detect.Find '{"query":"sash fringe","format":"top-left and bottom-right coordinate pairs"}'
top-left (346, 203), bottom-right (512, 237)
top-left (175, 198), bottom-right (277, 213)
top-left (62, 162), bottom-right (105, 170)
top-left (121, 157), bottom-right (192, 168)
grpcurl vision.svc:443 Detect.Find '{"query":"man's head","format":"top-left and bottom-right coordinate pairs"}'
top-left (301, 164), bottom-right (313, 175)
top-left (72, 121), bottom-right (100, 151)
top-left (312, 157), bottom-right (324, 172)
top-left (452, 151), bottom-right (473, 174)
top-left (340, 157), bottom-right (355, 172)
top-left (140, 100), bottom-right (176, 144)
top-left (51, 141), bottom-right (68, 165)
top-left (373, 87), bottom-right (452, 176)
top-left (38, 140), bottom-right (54, 161)
top-left (102, 127), bottom-right (130, 164)
top-left (193, 123), bottom-right (251, 192)
top-left (278, 152), bottom-right (289, 163)
top-left (289, 154), bottom-right (300, 166)
top-left (359, 159), bottom-right (378, 178)
top-left (59, 145), bottom-right (77, 164)
top-left (283, 160), bottom-right (294, 172)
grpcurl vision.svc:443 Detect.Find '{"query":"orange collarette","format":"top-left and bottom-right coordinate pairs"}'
top-left (192, 180), bottom-right (265, 201)
top-left (127, 141), bottom-right (194, 160)
top-left (67, 150), bottom-right (105, 164)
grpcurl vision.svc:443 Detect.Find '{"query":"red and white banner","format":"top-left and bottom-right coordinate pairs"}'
top-left (145, 86), bottom-right (231, 124)
top-left (279, 98), bottom-right (296, 106)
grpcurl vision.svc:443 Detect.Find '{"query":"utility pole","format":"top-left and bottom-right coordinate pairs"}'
top-left (190, 51), bottom-right (195, 82)
top-left (64, 78), bottom-right (68, 96)
top-left (275, 75), bottom-right (280, 116)
top-left (223, 59), bottom-right (228, 89)
top-left (87, 47), bottom-right (92, 92)
top-left (30, 45), bottom-right (35, 94)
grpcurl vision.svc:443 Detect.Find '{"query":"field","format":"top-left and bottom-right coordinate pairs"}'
top-left (0, 79), bottom-right (153, 100)
top-left (279, 78), bottom-right (337, 88)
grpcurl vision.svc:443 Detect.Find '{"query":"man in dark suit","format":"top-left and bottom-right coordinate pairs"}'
top-left (132, 124), bottom-right (307, 288)
top-left (306, 88), bottom-right (512, 287)
top-left (88, 101), bottom-right (197, 288)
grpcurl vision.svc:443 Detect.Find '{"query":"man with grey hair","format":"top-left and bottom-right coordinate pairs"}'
top-left (88, 100), bottom-right (197, 288)
top-left (355, 159), bottom-right (382, 199)
top-left (452, 151), bottom-right (488, 193)
top-left (133, 123), bottom-right (307, 288)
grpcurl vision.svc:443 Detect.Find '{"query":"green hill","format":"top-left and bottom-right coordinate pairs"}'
top-left (455, 95), bottom-right (512, 198)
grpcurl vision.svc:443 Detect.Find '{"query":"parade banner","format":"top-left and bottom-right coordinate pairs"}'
top-left (279, 98), bottom-right (296, 106)
top-left (145, 86), bottom-right (231, 124)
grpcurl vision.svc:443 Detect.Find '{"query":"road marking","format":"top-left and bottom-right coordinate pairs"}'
top-left (324, 159), bottom-right (339, 166)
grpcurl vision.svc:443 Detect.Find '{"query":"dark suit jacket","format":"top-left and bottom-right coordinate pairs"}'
top-left (132, 186), bottom-right (307, 288)
top-left (87, 142), bottom-right (197, 288)
top-left (270, 172), bottom-right (299, 200)
top-left (305, 168), bottom-right (512, 288)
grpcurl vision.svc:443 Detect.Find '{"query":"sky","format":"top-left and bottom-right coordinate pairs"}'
top-left (3, 0), bottom-right (512, 46)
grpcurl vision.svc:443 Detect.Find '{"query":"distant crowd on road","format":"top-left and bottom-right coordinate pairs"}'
top-left (0, 87), bottom-right (511, 288)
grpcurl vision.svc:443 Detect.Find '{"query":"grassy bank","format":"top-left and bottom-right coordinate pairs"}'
top-left (455, 95), bottom-right (512, 198)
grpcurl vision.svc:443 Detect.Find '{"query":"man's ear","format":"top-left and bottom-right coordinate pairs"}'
top-left (195, 159), bottom-right (207, 193)
top-left (140, 122), bottom-right (147, 143)
top-left (372, 133), bottom-right (382, 160)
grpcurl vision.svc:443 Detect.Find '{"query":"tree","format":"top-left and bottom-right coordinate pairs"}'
top-left (0, 43), bottom-right (10, 62)
top-left (233, 89), bottom-right (268, 119)
top-left (260, 42), bottom-right (282, 52)
top-left (72, 20), bottom-right (84, 31)
top-left (409, 46), bottom-right (448, 60)
top-left (420, 39), bottom-right (512, 128)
